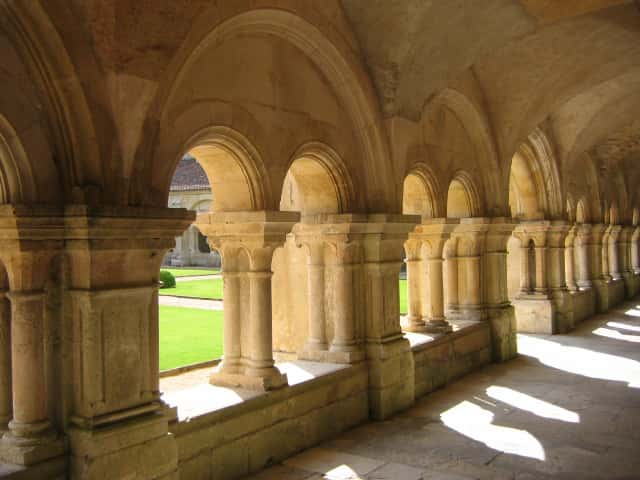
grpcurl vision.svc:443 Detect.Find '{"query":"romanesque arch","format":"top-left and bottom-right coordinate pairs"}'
top-left (184, 126), bottom-right (269, 212)
top-left (446, 172), bottom-right (482, 219)
top-left (402, 163), bottom-right (441, 218)
top-left (280, 142), bottom-right (354, 216)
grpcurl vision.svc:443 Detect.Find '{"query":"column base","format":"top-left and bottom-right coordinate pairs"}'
top-left (0, 432), bottom-right (65, 466)
top-left (422, 318), bottom-right (453, 334)
top-left (513, 297), bottom-right (555, 334)
top-left (486, 304), bottom-right (517, 362)
top-left (209, 370), bottom-right (288, 391)
top-left (366, 337), bottom-right (414, 420)
top-left (402, 315), bottom-right (426, 332)
top-left (69, 413), bottom-right (177, 480)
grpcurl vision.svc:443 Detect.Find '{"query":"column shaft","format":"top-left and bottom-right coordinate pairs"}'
top-left (219, 272), bottom-right (242, 373)
top-left (247, 271), bottom-right (276, 376)
top-left (519, 245), bottom-right (531, 294)
top-left (0, 291), bottom-right (10, 429)
top-left (565, 246), bottom-right (577, 291)
top-left (331, 264), bottom-right (357, 352)
top-left (305, 264), bottom-right (327, 350)
top-left (7, 292), bottom-right (50, 439)
top-left (446, 257), bottom-right (459, 308)
top-left (405, 259), bottom-right (424, 329)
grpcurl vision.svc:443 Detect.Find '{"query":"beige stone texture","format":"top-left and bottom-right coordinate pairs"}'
top-left (0, 1), bottom-right (638, 478)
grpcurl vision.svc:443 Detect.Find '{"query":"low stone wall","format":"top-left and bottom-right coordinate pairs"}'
top-left (170, 363), bottom-right (368, 480)
top-left (609, 278), bottom-right (626, 307)
top-left (410, 322), bottom-right (492, 399)
top-left (571, 288), bottom-right (596, 325)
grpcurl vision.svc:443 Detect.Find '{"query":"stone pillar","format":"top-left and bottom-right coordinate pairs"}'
top-left (484, 220), bottom-right (518, 361)
top-left (0, 288), bottom-right (10, 431)
top-left (590, 224), bottom-right (610, 312)
top-left (576, 225), bottom-right (592, 289)
top-left (0, 243), bottom-right (65, 468)
top-left (632, 227), bottom-right (640, 274)
top-left (246, 269), bottom-right (282, 381)
top-left (403, 239), bottom-right (425, 332)
top-left (445, 253), bottom-right (459, 312)
top-left (218, 270), bottom-right (242, 374)
top-left (608, 226), bottom-right (622, 281)
top-left (407, 219), bottom-right (456, 333)
top-left (534, 243), bottom-right (548, 295)
top-left (63, 205), bottom-right (194, 479)
top-left (451, 218), bottom-right (487, 321)
top-left (361, 215), bottom-right (417, 420)
top-left (546, 222), bottom-right (573, 332)
top-left (304, 247), bottom-right (327, 352)
top-left (330, 260), bottom-right (358, 353)
top-left (198, 211), bottom-right (298, 390)
top-left (564, 227), bottom-right (577, 292)
top-left (519, 242), bottom-right (532, 295)
top-left (620, 226), bottom-right (637, 299)
top-left (601, 226), bottom-right (612, 282)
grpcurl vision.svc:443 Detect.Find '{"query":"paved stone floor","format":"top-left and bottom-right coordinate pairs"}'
top-left (245, 299), bottom-right (640, 480)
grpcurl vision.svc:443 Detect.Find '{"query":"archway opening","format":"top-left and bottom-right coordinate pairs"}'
top-left (447, 178), bottom-right (473, 219)
top-left (507, 151), bottom-right (541, 302)
top-left (280, 156), bottom-right (341, 216)
top-left (401, 170), bottom-right (438, 322)
top-left (159, 135), bottom-right (263, 382)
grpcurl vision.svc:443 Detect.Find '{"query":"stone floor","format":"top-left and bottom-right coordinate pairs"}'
top-left (245, 299), bottom-right (640, 480)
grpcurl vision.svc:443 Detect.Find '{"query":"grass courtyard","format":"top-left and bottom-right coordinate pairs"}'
top-left (159, 306), bottom-right (223, 370)
top-left (163, 268), bottom-right (219, 277)
top-left (158, 278), bottom-right (409, 370)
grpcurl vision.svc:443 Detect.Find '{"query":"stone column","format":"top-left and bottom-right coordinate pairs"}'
top-left (425, 257), bottom-right (451, 332)
top-left (485, 220), bottom-right (518, 361)
top-left (519, 242), bottom-right (532, 295)
top-left (590, 223), bottom-right (610, 312)
top-left (407, 219), bottom-right (456, 332)
top-left (446, 255), bottom-right (459, 311)
top-left (6, 292), bottom-right (50, 441)
top-left (305, 260), bottom-right (327, 352)
top-left (218, 270), bottom-right (242, 374)
top-left (246, 269), bottom-right (283, 383)
top-left (451, 219), bottom-right (487, 321)
top-left (534, 244), bottom-right (548, 295)
top-left (0, 289), bottom-right (10, 431)
top-left (403, 241), bottom-right (425, 331)
top-left (601, 226), bottom-right (612, 281)
top-left (608, 226), bottom-right (622, 281)
top-left (199, 211), bottom-right (298, 390)
top-left (330, 261), bottom-right (358, 353)
top-left (576, 225), bottom-right (592, 289)
top-left (564, 227), bottom-right (577, 292)
top-left (632, 227), bottom-right (640, 274)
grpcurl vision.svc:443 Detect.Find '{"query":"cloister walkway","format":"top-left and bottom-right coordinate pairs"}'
top-left (246, 298), bottom-right (640, 480)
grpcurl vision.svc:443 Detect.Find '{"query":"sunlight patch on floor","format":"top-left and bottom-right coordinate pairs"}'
top-left (593, 327), bottom-right (640, 343)
top-left (517, 334), bottom-right (640, 388)
top-left (486, 386), bottom-right (579, 423)
top-left (608, 320), bottom-right (640, 332)
top-left (441, 400), bottom-right (545, 460)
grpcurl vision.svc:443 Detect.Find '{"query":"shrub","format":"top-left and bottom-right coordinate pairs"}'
top-left (159, 270), bottom-right (176, 289)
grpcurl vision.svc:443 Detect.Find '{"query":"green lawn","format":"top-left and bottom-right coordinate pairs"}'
top-left (160, 277), bottom-right (408, 310)
top-left (163, 268), bottom-right (219, 277)
top-left (159, 306), bottom-right (223, 370)
top-left (159, 278), bottom-right (224, 299)
top-left (399, 279), bottom-right (407, 314)
top-left (159, 278), bottom-right (407, 370)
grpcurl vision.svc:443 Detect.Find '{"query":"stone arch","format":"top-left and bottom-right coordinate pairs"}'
top-left (426, 89), bottom-right (500, 215)
top-left (576, 198), bottom-right (589, 224)
top-left (1, 1), bottom-right (101, 200)
top-left (402, 163), bottom-right (442, 218)
top-left (566, 196), bottom-right (576, 223)
top-left (508, 128), bottom-right (563, 220)
top-left (151, 8), bottom-right (393, 211)
top-left (609, 204), bottom-right (619, 225)
top-left (280, 142), bottom-right (354, 215)
top-left (183, 126), bottom-right (270, 212)
top-left (0, 115), bottom-right (37, 203)
top-left (447, 172), bottom-right (481, 219)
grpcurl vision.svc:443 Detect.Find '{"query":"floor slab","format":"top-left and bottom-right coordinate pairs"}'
top-left (244, 299), bottom-right (640, 480)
